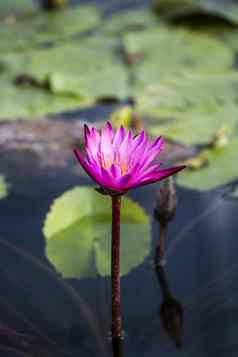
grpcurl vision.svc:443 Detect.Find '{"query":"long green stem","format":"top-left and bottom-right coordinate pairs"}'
top-left (111, 195), bottom-right (122, 340)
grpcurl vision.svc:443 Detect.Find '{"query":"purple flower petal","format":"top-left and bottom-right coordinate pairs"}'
top-left (100, 123), bottom-right (114, 168)
top-left (118, 174), bottom-right (132, 190)
top-left (113, 126), bottom-right (126, 149)
top-left (74, 121), bottom-right (186, 194)
top-left (118, 129), bottom-right (133, 167)
top-left (131, 166), bottom-right (186, 189)
top-left (110, 164), bottom-right (121, 180)
top-left (74, 149), bottom-right (103, 186)
top-left (100, 167), bottom-right (114, 187)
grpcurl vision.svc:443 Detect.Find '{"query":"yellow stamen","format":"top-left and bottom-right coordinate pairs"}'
top-left (121, 162), bottom-right (127, 175)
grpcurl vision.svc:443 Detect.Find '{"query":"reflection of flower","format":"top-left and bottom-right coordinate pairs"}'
top-left (74, 122), bottom-right (185, 193)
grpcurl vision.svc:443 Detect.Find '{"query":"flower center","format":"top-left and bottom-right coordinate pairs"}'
top-left (100, 152), bottom-right (128, 176)
top-left (121, 162), bottom-right (127, 175)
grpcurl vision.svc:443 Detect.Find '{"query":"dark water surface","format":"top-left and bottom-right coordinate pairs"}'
top-left (0, 0), bottom-right (238, 356)
top-left (0, 141), bottom-right (238, 357)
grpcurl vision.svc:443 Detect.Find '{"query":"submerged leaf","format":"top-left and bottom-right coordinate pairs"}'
top-left (177, 139), bottom-right (238, 190)
top-left (43, 186), bottom-right (150, 278)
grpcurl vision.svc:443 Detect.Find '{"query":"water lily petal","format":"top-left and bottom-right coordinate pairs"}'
top-left (74, 149), bottom-right (103, 186)
top-left (131, 166), bottom-right (186, 189)
top-left (110, 164), bottom-right (122, 180)
top-left (113, 126), bottom-right (126, 149)
top-left (117, 174), bottom-right (132, 191)
top-left (138, 137), bottom-right (165, 171)
top-left (74, 122), bottom-right (186, 194)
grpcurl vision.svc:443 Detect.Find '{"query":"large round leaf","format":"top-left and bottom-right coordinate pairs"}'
top-left (0, 77), bottom-right (90, 120)
top-left (137, 73), bottom-right (238, 145)
top-left (103, 9), bottom-right (158, 35)
top-left (43, 186), bottom-right (150, 278)
top-left (0, 6), bottom-right (100, 52)
top-left (124, 26), bottom-right (233, 92)
top-left (1, 36), bottom-right (129, 101)
top-left (177, 139), bottom-right (238, 190)
top-left (0, 0), bottom-right (36, 20)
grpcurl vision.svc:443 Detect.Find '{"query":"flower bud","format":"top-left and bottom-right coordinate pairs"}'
top-left (154, 176), bottom-right (177, 225)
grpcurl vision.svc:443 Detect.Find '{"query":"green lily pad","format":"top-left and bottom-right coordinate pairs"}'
top-left (152, 0), bottom-right (238, 26)
top-left (1, 36), bottom-right (129, 100)
top-left (0, 176), bottom-right (8, 200)
top-left (146, 107), bottom-right (237, 146)
top-left (103, 9), bottom-right (159, 35)
top-left (0, 0), bottom-right (36, 20)
top-left (0, 76), bottom-right (90, 120)
top-left (43, 186), bottom-right (150, 278)
top-left (124, 26), bottom-right (233, 92)
top-left (201, 25), bottom-right (238, 53)
top-left (177, 139), bottom-right (238, 190)
top-left (0, 6), bottom-right (101, 52)
top-left (137, 72), bottom-right (238, 145)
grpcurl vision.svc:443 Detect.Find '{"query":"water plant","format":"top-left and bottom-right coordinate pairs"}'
top-left (74, 121), bottom-right (185, 352)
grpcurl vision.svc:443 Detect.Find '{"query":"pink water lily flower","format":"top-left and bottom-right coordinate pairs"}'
top-left (74, 122), bottom-right (185, 194)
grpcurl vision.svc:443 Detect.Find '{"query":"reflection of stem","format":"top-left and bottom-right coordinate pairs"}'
top-left (155, 223), bottom-right (167, 264)
top-left (111, 195), bottom-right (123, 340)
top-left (154, 264), bottom-right (184, 349)
top-left (154, 177), bottom-right (177, 263)
top-left (154, 262), bottom-right (172, 301)
top-left (112, 336), bottom-right (123, 357)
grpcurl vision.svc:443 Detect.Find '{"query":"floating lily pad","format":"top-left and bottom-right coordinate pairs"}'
top-left (103, 9), bottom-right (158, 35)
top-left (0, 0), bottom-right (36, 20)
top-left (137, 73), bottom-right (238, 145)
top-left (124, 27), bottom-right (233, 92)
top-left (153, 0), bottom-right (238, 26)
top-left (1, 36), bottom-right (129, 100)
top-left (177, 139), bottom-right (238, 190)
top-left (0, 176), bottom-right (8, 200)
top-left (0, 6), bottom-right (101, 52)
top-left (146, 107), bottom-right (237, 146)
top-left (43, 186), bottom-right (150, 278)
top-left (0, 77), bottom-right (90, 120)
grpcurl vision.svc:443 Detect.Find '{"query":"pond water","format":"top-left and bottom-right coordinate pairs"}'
top-left (0, 109), bottom-right (238, 357)
top-left (0, 0), bottom-right (238, 356)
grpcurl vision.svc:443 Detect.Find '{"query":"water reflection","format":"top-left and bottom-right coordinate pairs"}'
top-left (0, 145), bottom-right (238, 356)
top-left (0, 190), bottom-right (237, 356)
